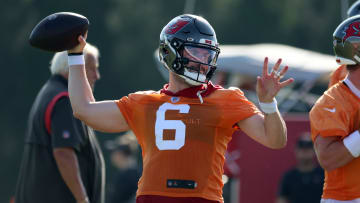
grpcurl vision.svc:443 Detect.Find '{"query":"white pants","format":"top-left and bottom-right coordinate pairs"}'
top-left (321, 198), bottom-right (360, 203)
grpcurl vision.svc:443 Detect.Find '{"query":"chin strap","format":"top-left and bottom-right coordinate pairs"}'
top-left (196, 87), bottom-right (207, 104)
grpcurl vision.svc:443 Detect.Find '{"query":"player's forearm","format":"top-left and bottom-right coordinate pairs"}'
top-left (68, 65), bottom-right (95, 119)
top-left (53, 148), bottom-right (88, 202)
top-left (263, 111), bottom-right (287, 149)
top-left (314, 136), bottom-right (354, 171)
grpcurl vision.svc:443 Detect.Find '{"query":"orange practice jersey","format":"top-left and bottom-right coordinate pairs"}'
top-left (116, 85), bottom-right (260, 202)
top-left (328, 65), bottom-right (347, 88)
top-left (310, 82), bottom-right (360, 200)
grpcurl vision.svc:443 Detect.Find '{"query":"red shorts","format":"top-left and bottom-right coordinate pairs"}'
top-left (136, 195), bottom-right (221, 203)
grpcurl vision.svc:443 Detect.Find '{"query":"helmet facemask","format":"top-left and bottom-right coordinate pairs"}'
top-left (181, 42), bottom-right (219, 85)
top-left (160, 38), bottom-right (219, 86)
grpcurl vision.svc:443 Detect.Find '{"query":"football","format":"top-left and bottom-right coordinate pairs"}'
top-left (29, 12), bottom-right (89, 52)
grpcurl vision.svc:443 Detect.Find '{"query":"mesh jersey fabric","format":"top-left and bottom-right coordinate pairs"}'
top-left (116, 84), bottom-right (260, 202)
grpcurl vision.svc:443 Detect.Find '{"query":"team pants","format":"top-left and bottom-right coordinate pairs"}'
top-left (321, 198), bottom-right (360, 203)
top-left (136, 195), bottom-right (221, 203)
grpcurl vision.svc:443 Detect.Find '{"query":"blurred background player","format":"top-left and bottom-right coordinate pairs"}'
top-left (67, 14), bottom-right (294, 203)
top-left (15, 43), bottom-right (105, 203)
top-left (276, 133), bottom-right (324, 203)
top-left (106, 131), bottom-right (140, 203)
top-left (310, 15), bottom-right (360, 203)
top-left (328, 0), bottom-right (360, 88)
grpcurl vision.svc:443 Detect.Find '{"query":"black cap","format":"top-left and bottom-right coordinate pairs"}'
top-left (296, 139), bottom-right (313, 149)
top-left (104, 131), bottom-right (138, 156)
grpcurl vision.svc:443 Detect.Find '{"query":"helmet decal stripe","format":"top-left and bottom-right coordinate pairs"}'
top-left (165, 20), bottom-right (190, 34)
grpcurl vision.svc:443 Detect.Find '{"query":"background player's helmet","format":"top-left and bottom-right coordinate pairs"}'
top-left (348, 1), bottom-right (360, 18)
top-left (333, 15), bottom-right (360, 65)
top-left (159, 14), bottom-right (220, 85)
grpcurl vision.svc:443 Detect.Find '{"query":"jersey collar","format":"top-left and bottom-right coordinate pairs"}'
top-left (160, 81), bottom-right (222, 98)
top-left (344, 77), bottom-right (360, 99)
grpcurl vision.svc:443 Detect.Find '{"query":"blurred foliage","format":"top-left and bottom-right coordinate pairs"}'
top-left (0, 0), bottom-right (355, 202)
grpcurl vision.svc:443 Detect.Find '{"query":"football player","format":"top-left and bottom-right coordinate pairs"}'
top-left (310, 16), bottom-right (360, 203)
top-left (67, 14), bottom-right (294, 203)
top-left (328, 0), bottom-right (360, 88)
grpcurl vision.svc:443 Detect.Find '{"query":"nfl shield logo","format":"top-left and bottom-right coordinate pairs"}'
top-left (62, 131), bottom-right (70, 139)
top-left (171, 97), bottom-right (180, 103)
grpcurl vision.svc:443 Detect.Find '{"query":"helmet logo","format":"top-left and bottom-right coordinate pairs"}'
top-left (200, 39), bottom-right (216, 46)
top-left (343, 22), bottom-right (360, 42)
top-left (166, 20), bottom-right (190, 34)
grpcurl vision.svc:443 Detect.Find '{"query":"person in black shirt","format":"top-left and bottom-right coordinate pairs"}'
top-left (15, 43), bottom-right (105, 203)
top-left (276, 133), bottom-right (324, 203)
top-left (106, 131), bottom-right (141, 203)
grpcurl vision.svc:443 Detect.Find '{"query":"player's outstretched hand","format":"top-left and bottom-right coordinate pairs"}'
top-left (256, 57), bottom-right (294, 103)
top-left (68, 32), bottom-right (87, 54)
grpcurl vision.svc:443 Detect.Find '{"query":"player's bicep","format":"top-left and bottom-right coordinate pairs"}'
top-left (78, 100), bottom-right (129, 133)
top-left (237, 113), bottom-right (268, 147)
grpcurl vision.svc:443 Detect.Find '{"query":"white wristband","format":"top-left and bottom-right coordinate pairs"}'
top-left (259, 98), bottom-right (278, 114)
top-left (343, 130), bottom-right (360, 158)
top-left (68, 54), bottom-right (85, 66)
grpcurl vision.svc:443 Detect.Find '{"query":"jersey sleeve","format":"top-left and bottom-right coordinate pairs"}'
top-left (309, 99), bottom-right (350, 141)
top-left (220, 87), bottom-right (261, 128)
top-left (50, 97), bottom-right (82, 150)
top-left (116, 95), bottom-right (135, 130)
top-left (328, 65), bottom-right (347, 88)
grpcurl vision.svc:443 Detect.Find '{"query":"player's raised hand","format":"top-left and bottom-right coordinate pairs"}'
top-left (256, 57), bottom-right (294, 103)
top-left (68, 32), bottom-right (87, 54)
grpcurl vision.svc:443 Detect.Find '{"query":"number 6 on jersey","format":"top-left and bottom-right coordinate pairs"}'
top-left (155, 103), bottom-right (190, 150)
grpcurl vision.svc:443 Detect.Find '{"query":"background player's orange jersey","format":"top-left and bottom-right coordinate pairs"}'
top-left (310, 81), bottom-right (360, 200)
top-left (116, 83), bottom-right (260, 202)
top-left (328, 65), bottom-right (347, 88)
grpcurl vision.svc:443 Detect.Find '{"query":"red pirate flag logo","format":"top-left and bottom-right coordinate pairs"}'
top-left (343, 21), bottom-right (360, 42)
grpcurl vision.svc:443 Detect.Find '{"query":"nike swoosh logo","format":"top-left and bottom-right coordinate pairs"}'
top-left (323, 107), bottom-right (336, 113)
